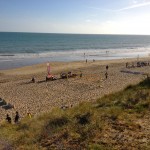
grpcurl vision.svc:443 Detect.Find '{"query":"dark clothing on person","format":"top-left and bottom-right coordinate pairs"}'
top-left (6, 114), bottom-right (11, 123)
top-left (126, 62), bottom-right (128, 68)
top-left (105, 72), bottom-right (108, 79)
top-left (14, 111), bottom-right (19, 123)
top-left (31, 77), bottom-right (35, 83)
top-left (106, 65), bottom-right (109, 70)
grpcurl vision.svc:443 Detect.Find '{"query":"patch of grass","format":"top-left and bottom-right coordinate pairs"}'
top-left (88, 144), bottom-right (112, 150)
top-left (46, 116), bottom-right (69, 128)
top-left (139, 78), bottom-right (150, 88)
top-left (0, 78), bottom-right (150, 149)
top-left (75, 112), bottom-right (91, 125)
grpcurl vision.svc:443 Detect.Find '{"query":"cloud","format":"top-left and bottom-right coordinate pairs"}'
top-left (133, 0), bottom-right (138, 4)
top-left (85, 19), bottom-right (91, 23)
top-left (86, 6), bottom-right (113, 12)
top-left (118, 1), bottom-right (150, 11)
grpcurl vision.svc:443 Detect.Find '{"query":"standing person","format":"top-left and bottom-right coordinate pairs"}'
top-left (6, 114), bottom-right (11, 123)
top-left (105, 72), bottom-right (108, 79)
top-left (86, 59), bottom-right (87, 63)
top-left (126, 62), bottom-right (128, 68)
top-left (14, 111), bottom-right (19, 123)
top-left (106, 65), bottom-right (109, 70)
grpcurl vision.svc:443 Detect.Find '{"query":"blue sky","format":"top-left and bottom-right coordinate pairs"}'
top-left (0, 0), bottom-right (150, 34)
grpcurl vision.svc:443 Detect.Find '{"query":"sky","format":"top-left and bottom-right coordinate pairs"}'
top-left (0, 0), bottom-right (150, 35)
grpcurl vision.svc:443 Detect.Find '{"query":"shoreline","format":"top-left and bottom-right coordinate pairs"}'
top-left (1, 56), bottom-right (149, 74)
top-left (0, 57), bottom-right (150, 120)
top-left (0, 53), bottom-right (149, 70)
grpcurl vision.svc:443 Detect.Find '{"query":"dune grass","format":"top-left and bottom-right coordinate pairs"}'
top-left (0, 78), bottom-right (150, 149)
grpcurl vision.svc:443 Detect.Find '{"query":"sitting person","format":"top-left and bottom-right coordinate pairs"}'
top-left (68, 71), bottom-right (72, 77)
top-left (60, 72), bottom-right (67, 79)
top-left (31, 77), bottom-right (35, 83)
top-left (46, 74), bottom-right (57, 81)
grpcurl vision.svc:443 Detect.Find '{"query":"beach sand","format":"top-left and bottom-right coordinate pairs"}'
top-left (0, 58), bottom-right (150, 121)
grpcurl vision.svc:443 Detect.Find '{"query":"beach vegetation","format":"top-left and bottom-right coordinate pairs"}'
top-left (0, 78), bottom-right (150, 149)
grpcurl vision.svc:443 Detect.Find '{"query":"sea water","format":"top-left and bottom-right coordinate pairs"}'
top-left (0, 32), bottom-right (150, 69)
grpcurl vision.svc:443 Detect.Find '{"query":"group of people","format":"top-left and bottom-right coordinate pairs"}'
top-left (5, 112), bottom-right (32, 124)
top-left (6, 111), bottom-right (19, 124)
top-left (85, 59), bottom-right (96, 63)
top-left (126, 61), bottom-right (150, 68)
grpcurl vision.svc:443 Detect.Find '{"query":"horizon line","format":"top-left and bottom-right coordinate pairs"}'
top-left (0, 31), bottom-right (150, 36)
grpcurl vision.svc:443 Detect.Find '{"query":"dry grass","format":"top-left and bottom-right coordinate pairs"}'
top-left (0, 78), bottom-right (150, 149)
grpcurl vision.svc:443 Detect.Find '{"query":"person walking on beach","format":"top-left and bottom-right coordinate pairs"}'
top-left (106, 65), bottom-right (109, 70)
top-left (14, 111), bottom-right (19, 123)
top-left (6, 114), bottom-right (11, 123)
top-left (86, 59), bottom-right (87, 63)
top-left (105, 72), bottom-right (108, 79)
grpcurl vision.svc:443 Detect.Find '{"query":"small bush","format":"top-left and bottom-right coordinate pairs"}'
top-left (46, 116), bottom-right (69, 129)
top-left (88, 143), bottom-right (112, 150)
top-left (125, 84), bottom-right (134, 90)
top-left (75, 112), bottom-right (91, 125)
top-left (139, 78), bottom-right (150, 88)
top-left (0, 139), bottom-right (13, 150)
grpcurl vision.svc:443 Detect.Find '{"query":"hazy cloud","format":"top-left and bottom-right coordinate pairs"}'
top-left (85, 19), bottom-right (91, 22)
top-left (87, 6), bottom-right (113, 12)
top-left (118, 1), bottom-right (150, 11)
top-left (133, 0), bottom-right (138, 4)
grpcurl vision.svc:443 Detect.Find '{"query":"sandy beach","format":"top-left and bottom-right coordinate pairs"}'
top-left (0, 58), bottom-right (150, 121)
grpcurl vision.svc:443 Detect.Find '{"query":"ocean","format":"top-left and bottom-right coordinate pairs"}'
top-left (0, 32), bottom-right (150, 70)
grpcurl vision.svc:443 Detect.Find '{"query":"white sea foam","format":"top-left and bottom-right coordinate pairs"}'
top-left (0, 48), bottom-right (150, 62)
top-left (1, 33), bottom-right (150, 70)
top-left (0, 59), bottom-right (13, 62)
